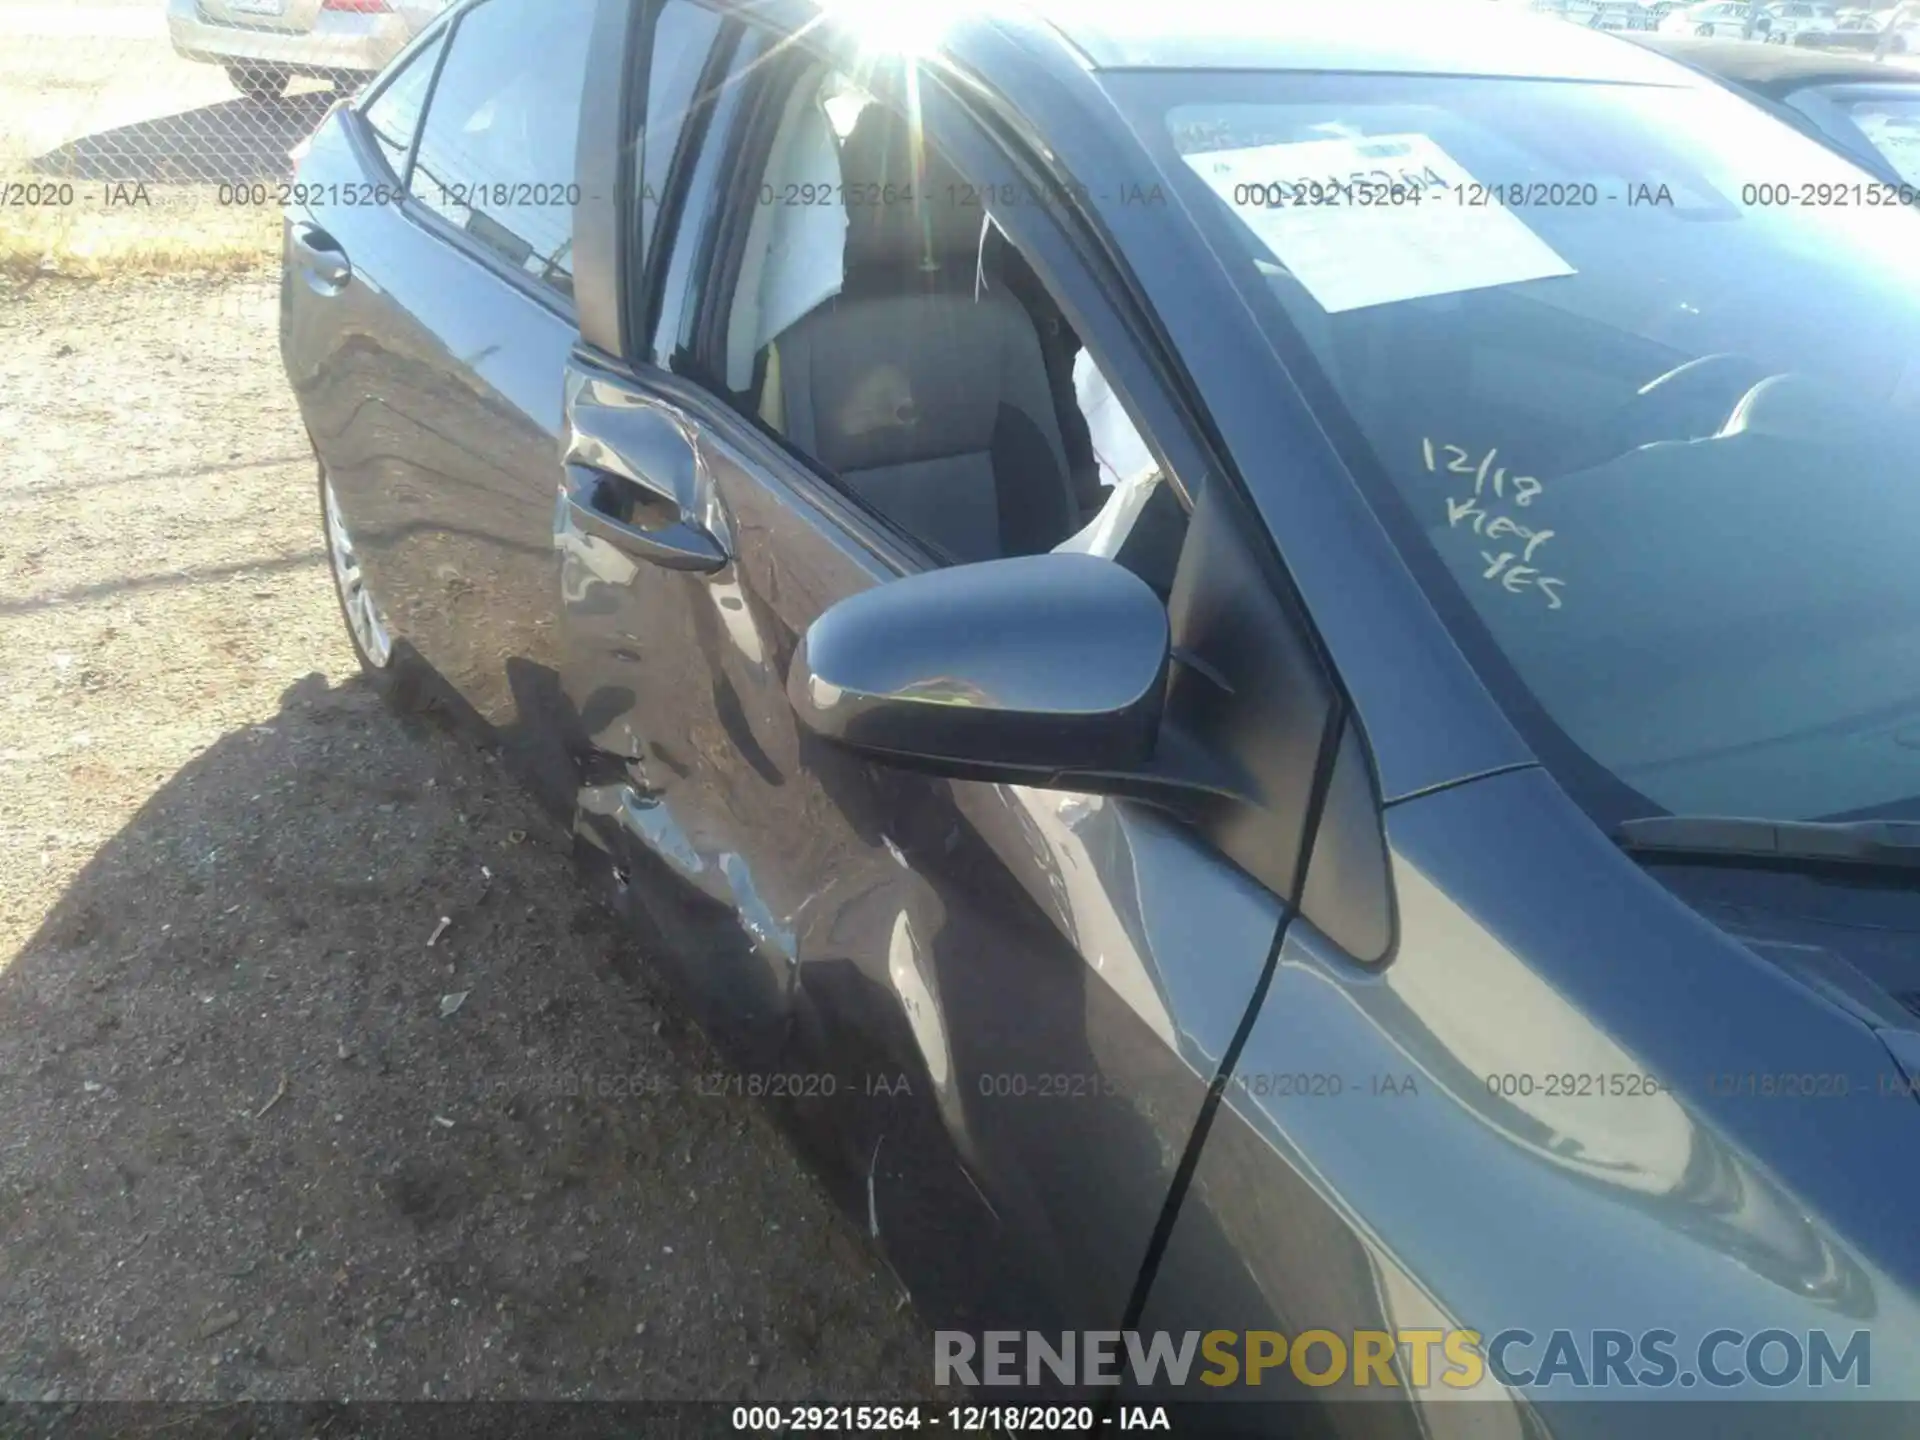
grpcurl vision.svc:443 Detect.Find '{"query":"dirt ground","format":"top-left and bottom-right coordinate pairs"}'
top-left (0, 275), bottom-right (931, 1402)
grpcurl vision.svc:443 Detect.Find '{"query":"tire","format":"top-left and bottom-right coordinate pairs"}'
top-left (320, 465), bottom-right (423, 708)
top-left (225, 62), bottom-right (289, 103)
top-left (1696, 22), bottom-right (1715, 34)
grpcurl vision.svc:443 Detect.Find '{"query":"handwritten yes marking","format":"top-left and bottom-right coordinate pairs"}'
top-left (1422, 440), bottom-right (1565, 610)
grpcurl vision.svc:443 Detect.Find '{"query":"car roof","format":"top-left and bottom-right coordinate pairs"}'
top-left (1629, 33), bottom-right (1920, 90)
top-left (1003, 0), bottom-right (1702, 82)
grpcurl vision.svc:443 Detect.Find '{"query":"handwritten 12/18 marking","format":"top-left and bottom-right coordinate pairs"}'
top-left (1423, 439), bottom-right (1565, 610)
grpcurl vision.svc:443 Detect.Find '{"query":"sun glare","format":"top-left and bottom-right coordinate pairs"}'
top-left (815, 0), bottom-right (961, 56)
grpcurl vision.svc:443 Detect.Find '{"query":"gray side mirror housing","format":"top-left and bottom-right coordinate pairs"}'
top-left (787, 553), bottom-right (1170, 781)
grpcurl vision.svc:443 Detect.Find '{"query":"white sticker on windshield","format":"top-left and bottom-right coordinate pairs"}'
top-left (1182, 132), bottom-right (1576, 313)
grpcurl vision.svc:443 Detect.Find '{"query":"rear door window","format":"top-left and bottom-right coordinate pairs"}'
top-left (361, 27), bottom-right (447, 182)
top-left (407, 0), bottom-right (598, 299)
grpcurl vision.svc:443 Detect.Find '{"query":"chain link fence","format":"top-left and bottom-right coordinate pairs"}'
top-left (0, 0), bottom-right (450, 283)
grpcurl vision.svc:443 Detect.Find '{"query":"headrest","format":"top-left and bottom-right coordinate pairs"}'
top-left (838, 103), bottom-right (982, 282)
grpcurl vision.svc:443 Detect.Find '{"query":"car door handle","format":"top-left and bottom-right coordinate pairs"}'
top-left (289, 221), bottom-right (351, 292)
top-left (563, 465), bottom-right (728, 574)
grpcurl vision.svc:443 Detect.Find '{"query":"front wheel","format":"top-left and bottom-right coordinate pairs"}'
top-left (1696, 22), bottom-right (1715, 34)
top-left (225, 62), bottom-right (289, 103)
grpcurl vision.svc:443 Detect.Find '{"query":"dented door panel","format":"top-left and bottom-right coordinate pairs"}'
top-left (556, 362), bottom-right (1283, 1340)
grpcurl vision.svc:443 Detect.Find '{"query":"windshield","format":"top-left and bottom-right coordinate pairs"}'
top-left (1112, 66), bottom-right (1920, 823)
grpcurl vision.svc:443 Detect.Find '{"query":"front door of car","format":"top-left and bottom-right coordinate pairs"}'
top-left (559, 393), bottom-right (1298, 1341)
top-left (557, 27), bottom-right (1353, 1344)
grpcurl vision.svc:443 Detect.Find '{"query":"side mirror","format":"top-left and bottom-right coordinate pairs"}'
top-left (787, 553), bottom-right (1170, 784)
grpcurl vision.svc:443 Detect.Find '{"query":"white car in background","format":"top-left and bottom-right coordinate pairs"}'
top-left (1763, 1), bottom-right (1842, 41)
top-left (1659, 0), bottom-right (1770, 35)
top-left (1789, 8), bottom-right (1916, 51)
top-left (1527, 0), bottom-right (1652, 26)
top-left (166, 0), bottom-right (453, 103)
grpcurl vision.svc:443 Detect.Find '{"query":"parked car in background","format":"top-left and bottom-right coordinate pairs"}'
top-left (1660, 0), bottom-right (1770, 36)
top-left (1588, 0), bottom-right (1661, 29)
top-left (166, 0), bottom-right (454, 102)
top-left (1801, 10), bottom-right (1901, 49)
top-left (1535, 0), bottom-right (1659, 26)
top-left (1634, 34), bottom-right (1920, 180)
top-left (1763, 0), bottom-right (1842, 40)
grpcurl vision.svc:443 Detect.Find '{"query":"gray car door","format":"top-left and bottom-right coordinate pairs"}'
top-left (285, 0), bottom-right (600, 813)
top-left (556, 22), bottom-right (1364, 1345)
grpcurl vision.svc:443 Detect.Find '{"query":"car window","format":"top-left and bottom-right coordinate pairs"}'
top-left (1838, 94), bottom-right (1920, 183)
top-left (361, 27), bottom-right (447, 182)
top-left (407, 0), bottom-right (597, 300)
top-left (1122, 67), bottom-right (1920, 823)
top-left (639, 0), bottom-right (725, 277)
top-left (699, 65), bottom-right (1164, 569)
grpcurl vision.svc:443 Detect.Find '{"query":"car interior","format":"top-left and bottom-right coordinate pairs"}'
top-left (719, 66), bottom-right (1187, 594)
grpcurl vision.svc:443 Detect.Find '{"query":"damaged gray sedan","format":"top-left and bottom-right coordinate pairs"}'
top-left (280, 0), bottom-right (1920, 1430)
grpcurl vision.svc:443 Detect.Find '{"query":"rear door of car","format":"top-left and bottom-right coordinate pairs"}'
top-left (553, 6), bottom-right (1382, 1345)
top-left (282, 0), bottom-right (604, 811)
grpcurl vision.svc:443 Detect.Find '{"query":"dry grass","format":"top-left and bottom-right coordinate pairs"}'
top-left (0, 182), bottom-right (279, 282)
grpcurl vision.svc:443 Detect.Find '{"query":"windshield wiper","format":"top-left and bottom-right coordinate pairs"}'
top-left (1616, 815), bottom-right (1920, 869)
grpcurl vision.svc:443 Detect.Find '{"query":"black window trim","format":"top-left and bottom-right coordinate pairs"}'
top-left (350, 1), bottom-right (464, 189)
top-left (625, 0), bottom-right (744, 365)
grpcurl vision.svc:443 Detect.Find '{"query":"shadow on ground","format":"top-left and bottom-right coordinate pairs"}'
top-left (33, 93), bottom-right (336, 184)
top-left (0, 671), bottom-right (928, 1401)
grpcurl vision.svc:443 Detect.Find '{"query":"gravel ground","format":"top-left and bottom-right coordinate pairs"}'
top-left (0, 275), bottom-right (931, 1403)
